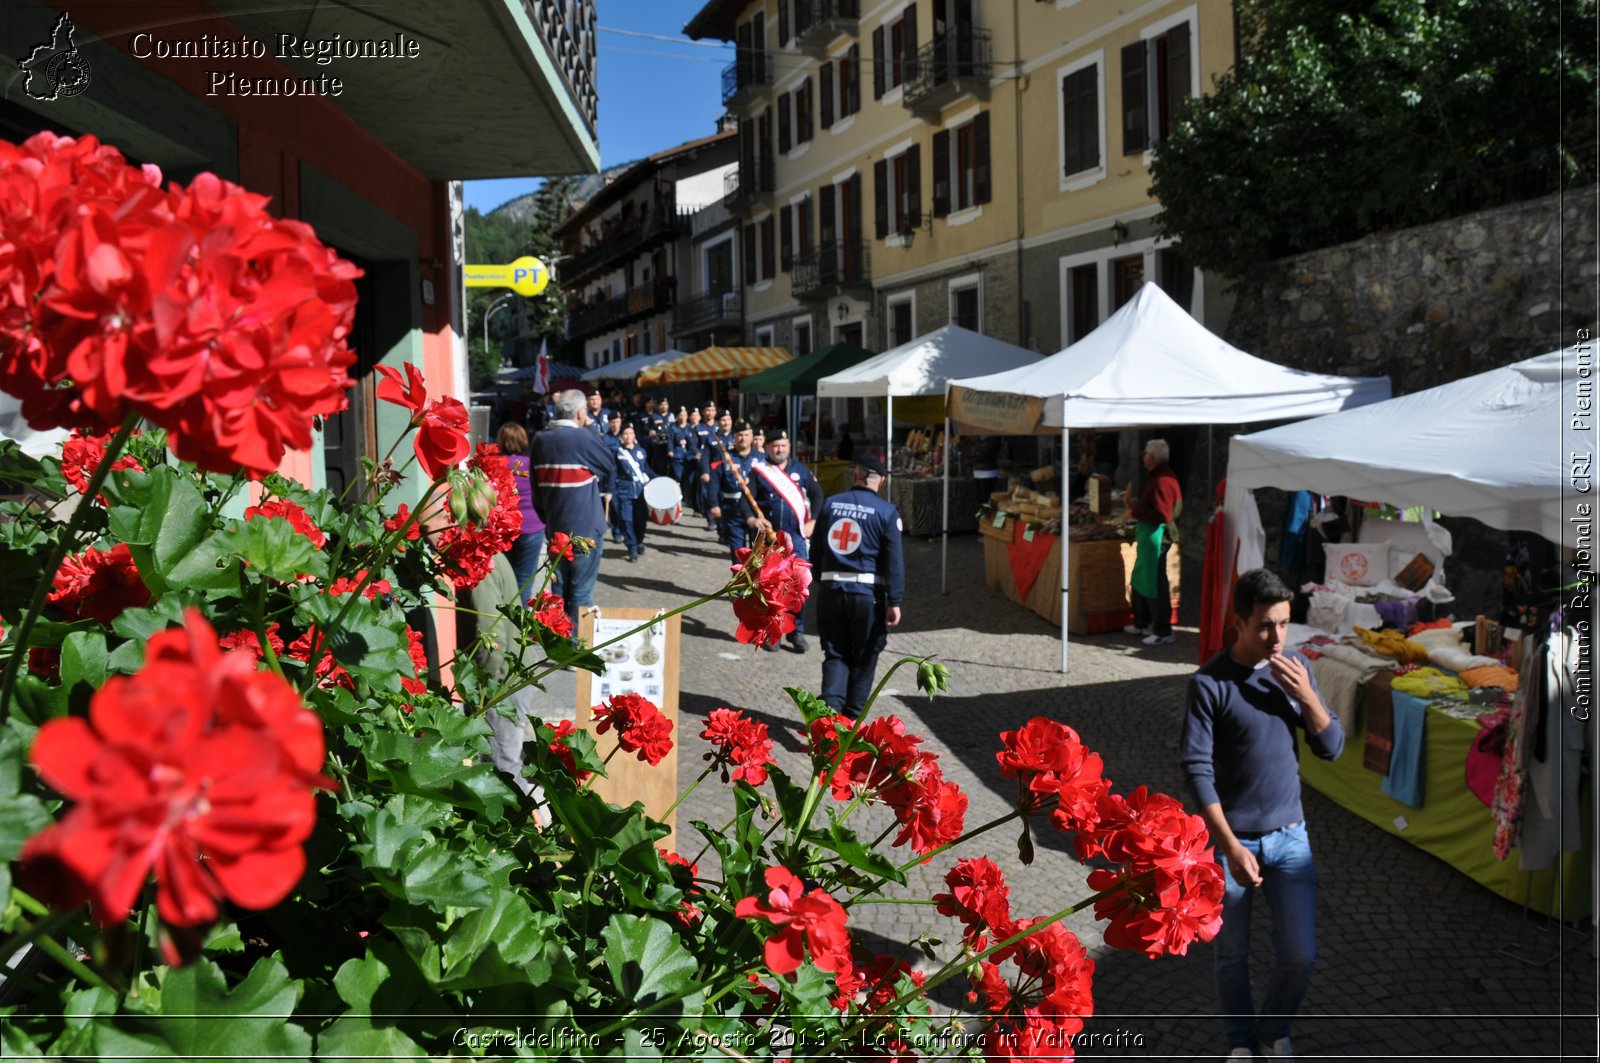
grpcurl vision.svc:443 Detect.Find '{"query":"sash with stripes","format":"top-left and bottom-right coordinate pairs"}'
top-left (617, 446), bottom-right (650, 486)
top-left (752, 462), bottom-right (809, 527)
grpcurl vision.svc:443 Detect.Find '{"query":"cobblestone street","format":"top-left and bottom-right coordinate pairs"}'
top-left (532, 517), bottom-right (1597, 1061)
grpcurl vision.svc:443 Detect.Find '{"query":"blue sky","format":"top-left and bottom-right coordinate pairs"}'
top-left (464, 1), bottom-right (730, 214)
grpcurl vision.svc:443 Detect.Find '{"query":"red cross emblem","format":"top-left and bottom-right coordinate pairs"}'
top-left (829, 518), bottom-right (862, 555)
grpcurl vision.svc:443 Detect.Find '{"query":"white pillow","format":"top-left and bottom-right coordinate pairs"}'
top-left (1325, 541), bottom-right (1390, 587)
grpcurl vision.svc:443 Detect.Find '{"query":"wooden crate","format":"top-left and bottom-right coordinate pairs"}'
top-left (1067, 540), bottom-right (1181, 635)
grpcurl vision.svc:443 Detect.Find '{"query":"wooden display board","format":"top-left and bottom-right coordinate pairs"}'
top-left (575, 607), bottom-right (682, 844)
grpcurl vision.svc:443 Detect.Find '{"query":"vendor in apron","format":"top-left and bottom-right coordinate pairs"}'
top-left (612, 424), bottom-right (655, 562)
top-left (1118, 437), bottom-right (1182, 646)
top-left (744, 428), bottom-right (825, 653)
top-left (709, 418), bottom-right (761, 558)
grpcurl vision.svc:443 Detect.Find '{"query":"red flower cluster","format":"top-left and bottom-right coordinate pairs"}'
top-left (996, 717), bottom-right (1110, 833)
top-left (21, 610), bottom-right (329, 930)
top-left (285, 625), bottom-right (353, 691)
top-left (384, 503), bottom-right (421, 551)
top-left (218, 622), bottom-right (285, 664)
top-left (531, 591), bottom-right (574, 638)
top-left (832, 950), bottom-right (926, 1013)
top-left (546, 531), bottom-right (577, 561)
top-left (932, 856), bottom-right (1013, 947)
top-left (547, 720), bottom-right (590, 783)
top-left (700, 707), bottom-right (776, 786)
top-left (325, 569), bottom-right (392, 600)
top-left (659, 848), bottom-right (703, 927)
top-left (243, 497), bottom-right (327, 549)
top-left (0, 133), bottom-right (359, 476)
top-left (734, 865), bottom-right (852, 975)
top-left (401, 625), bottom-right (428, 700)
top-left (434, 443), bottom-right (523, 590)
top-left (591, 692), bottom-right (673, 766)
top-left (1081, 787), bottom-right (1225, 958)
top-left (728, 540), bottom-right (812, 648)
top-left (808, 714), bottom-right (968, 855)
top-left (374, 362), bottom-right (471, 481)
top-left (47, 543), bottom-right (150, 624)
top-left (59, 428), bottom-right (143, 499)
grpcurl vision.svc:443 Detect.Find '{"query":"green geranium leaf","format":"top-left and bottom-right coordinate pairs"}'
top-left (109, 597), bottom-right (189, 644)
top-left (350, 796), bottom-right (494, 911)
top-left (299, 593), bottom-right (410, 684)
top-left (94, 956), bottom-right (311, 1061)
top-left (438, 888), bottom-right (567, 992)
top-left (104, 465), bottom-right (227, 593)
top-left (785, 686), bottom-right (834, 725)
top-left (58, 629), bottom-right (108, 694)
top-left (316, 953), bottom-right (429, 1059)
top-left (815, 821), bottom-right (905, 886)
top-left (224, 514), bottom-right (329, 583)
top-left (601, 914), bottom-right (698, 1014)
top-left (765, 764), bottom-right (809, 831)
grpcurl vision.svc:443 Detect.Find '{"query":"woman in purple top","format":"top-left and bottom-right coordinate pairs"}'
top-left (497, 422), bottom-right (545, 602)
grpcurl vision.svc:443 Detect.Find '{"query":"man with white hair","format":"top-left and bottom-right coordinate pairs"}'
top-left (530, 389), bottom-right (614, 616)
top-left (1121, 437), bottom-right (1182, 646)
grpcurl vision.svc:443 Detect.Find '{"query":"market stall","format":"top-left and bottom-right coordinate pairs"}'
top-left (1222, 348), bottom-right (1592, 918)
top-left (580, 349), bottom-right (692, 382)
top-left (739, 342), bottom-right (877, 463)
top-left (636, 346), bottom-right (791, 386)
top-left (945, 284), bottom-right (1391, 671)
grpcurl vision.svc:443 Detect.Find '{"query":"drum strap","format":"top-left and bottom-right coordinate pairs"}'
top-left (618, 447), bottom-right (650, 485)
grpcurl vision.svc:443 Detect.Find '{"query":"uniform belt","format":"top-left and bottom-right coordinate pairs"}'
top-left (721, 492), bottom-right (742, 499)
top-left (821, 572), bottom-right (876, 584)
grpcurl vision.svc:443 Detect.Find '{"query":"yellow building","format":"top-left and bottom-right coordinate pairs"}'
top-left (684, 0), bottom-right (1237, 363)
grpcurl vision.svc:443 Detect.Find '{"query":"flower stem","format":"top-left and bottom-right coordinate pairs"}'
top-left (661, 763), bottom-right (716, 821)
top-left (0, 414), bottom-right (139, 717)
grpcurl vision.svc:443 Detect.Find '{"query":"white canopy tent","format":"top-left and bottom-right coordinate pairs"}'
top-left (941, 284), bottom-right (1392, 671)
top-left (1223, 347), bottom-right (1587, 581)
top-left (813, 325), bottom-right (1039, 466)
top-left (580, 349), bottom-right (692, 383)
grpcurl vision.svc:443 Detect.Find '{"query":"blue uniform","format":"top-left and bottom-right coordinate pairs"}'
top-left (745, 457), bottom-right (825, 644)
top-left (690, 423), bottom-right (717, 518)
top-left (601, 431), bottom-right (627, 543)
top-left (807, 486), bottom-right (905, 717)
top-left (667, 422), bottom-right (695, 481)
top-left (611, 443), bottom-right (654, 559)
top-left (708, 443), bottom-right (761, 554)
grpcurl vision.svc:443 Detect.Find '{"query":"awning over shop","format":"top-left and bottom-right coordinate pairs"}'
top-left (639, 346), bottom-right (791, 385)
top-left (581, 350), bottom-right (693, 382)
top-left (740, 343), bottom-right (877, 396)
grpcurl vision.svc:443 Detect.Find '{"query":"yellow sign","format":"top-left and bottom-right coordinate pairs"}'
top-left (464, 255), bottom-right (550, 297)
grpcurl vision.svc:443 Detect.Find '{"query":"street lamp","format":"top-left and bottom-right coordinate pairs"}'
top-left (484, 293), bottom-right (515, 366)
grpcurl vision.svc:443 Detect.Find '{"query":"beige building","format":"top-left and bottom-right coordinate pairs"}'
top-left (684, 0), bottom-right (1237, 363)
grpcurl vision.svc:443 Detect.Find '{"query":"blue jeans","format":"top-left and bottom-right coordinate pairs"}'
top-left (1215, 821), bottom-right (1318, 1049)
top-left (552, 540), bottom-right (602, 611)
top-left (505, 530), bottom-right (545, 604)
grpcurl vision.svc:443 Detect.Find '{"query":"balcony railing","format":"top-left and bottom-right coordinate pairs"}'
top-left (793, 0), bottom-right (860, 54)
top-left (721, 52), bottom-right (773, 108)
top-left (725, 156), bottom-right (775, 213)
top-left (673, 290), bottom-right (743, 335)
top-left (561, 201), bottom-right (679, 284)
top-left (567, 281), bottom-right (675, 340)
top-left (791, 240), bottom-right (871, 300)
top-left (904, 28), bottom-right (993, 118)
top-left (688, 195), bottom-right (734, 239)
top-left (523, 0), bottom-right (598, 137)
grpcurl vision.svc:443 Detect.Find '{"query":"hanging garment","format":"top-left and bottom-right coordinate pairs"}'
top-left (1492, 638), bottom-right (1541, 860)
top-left (1520, 630), bottom-right (1586, 870)
top-left (1381, 692), bottom-right (1428, 807)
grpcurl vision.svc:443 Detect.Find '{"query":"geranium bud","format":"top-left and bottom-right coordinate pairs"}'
top-left (447, 468), bottom-right (471, 524)
top-left (467, 473), bottom-right (498, 524)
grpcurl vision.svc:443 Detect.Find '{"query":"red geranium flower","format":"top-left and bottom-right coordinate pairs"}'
top-left (59, 428), bottom-right (143, 500)
top-left (218, 623), bottom-right (285, 665)
top-left (734, 865), bottom-right (852, 975)
top-left (414, 397), bottom-right (471, 481)
top-left (547, 719), bottom-right (590, 783)
top-left (401, 625), bottom-right (429, 700)
top-left (47, 543), bottom-right (150, 624)
top-left (243, 497), bottom-right (327, 549)
top-left (433, 444), bottom-right (523, 590)
top-left (374, 361), bottom-right (428, 421)
top-left (974, 917), bottom-right (1095, 1060)
top-left (20, 610), bottom-right (329, 931)
top-left (531, 591), bottom-right (574, 638)
top-left (591, 692), bottom-right (673, 766)
top-left (728, 540), bottom-right (812, 648)
top-left (384, 503), bottom-right (421, 546)
top-left (660, 848), bottom-right (703, 928)
top-left (547, 531), bottom-right (576, 561)
top-left (285, 626), bottom-right (354, 691)
top-left (326, 569), bottom-right (391, 600)
top-left (934, 857), bottom-right (1014, 946)
top-left (700, 707), bottom-right (776, 786)
top-left (996, 717), bottom-right (1109, 833)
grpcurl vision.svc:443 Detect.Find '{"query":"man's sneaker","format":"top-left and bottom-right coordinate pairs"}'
top-left (1142, 632), bottom-right (1176, 646)
top-left (1123, 624), bottom-right (1148, 636)
top-left (1259, 1038), bottom-right (1293, 1060)
top-left (1226, 1049), bottom-right (1254, 1061)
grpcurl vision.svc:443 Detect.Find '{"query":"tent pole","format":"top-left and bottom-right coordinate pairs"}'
top-left (815, 395), bottom-right (824, 465)
top-left (1061, 419), bottom-right (1070, 674)
top-left (941, 414), bottom-right (951, 595)
top-left (886, 393), bottom-right (894, 493)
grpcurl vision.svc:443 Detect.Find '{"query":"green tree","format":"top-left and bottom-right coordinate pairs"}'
top-left (1149, 0), bottom-right (1597, 281)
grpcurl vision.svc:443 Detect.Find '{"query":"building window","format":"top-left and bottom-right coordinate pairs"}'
top-left (796, 77), bottom-right (813, 144)
top-left (755, 325), bottom-right (775, 346)
top-left (874, 144), bottom-right (922, 238)
top-left (1122, 17), bottom-right (1192, 155)
top-left (840, 44), bottom-right (862, 118)
top-left (1058, 54), bottom-right (1104, 181)
top-left (949, 277), bottom-right (980, 332)
top-left (793, 316), bottom-right (814, 356)
top-left (760, 214), bottom-right (776, 281)
top-left (1066, 263), bottom-right (1098, 343)
top-left (1156, 246), bottom-right (1194, 312)
top-left (931, 111), bottom-right (990, 218)
top-left (886, 292), bottom-right (915, 348)
top-left (873, 5), bottom-right (919, 97)
top-left (1111, 254), bottom-right (1144, 310)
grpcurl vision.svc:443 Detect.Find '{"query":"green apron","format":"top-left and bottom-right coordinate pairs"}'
top-left (1131, 520), bottom-right (1164, 599)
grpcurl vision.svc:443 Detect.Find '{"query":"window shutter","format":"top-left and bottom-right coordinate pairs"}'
top-left (778, 92), bottom-right (792, 154)
top-left (761, 215), bottom-right (776, 280)
top-left (736, 22), bottom-right (753, 86)
top-left (740, 118), bottom-right (755, 172)
top-left (820, 61), bottom-right (835, 127)
top-left (820, 183), bottom-right (837, 244)
top-left (873, 158), bottom-right (889, 239)
top-left (932, 129), bottom-right (951, 217)
top-left (778, 0), bottom-right (790, 46)
top-left (846, 44), bottom-right (861, 114)
top-left (973, 110), bottom-right (991, 204)
top-left (873, 26), bottom-right (886, 99)
top-left (780, 204), bottom-right (794, 271)
top-left (742, 224), bottom-right (756, 285)
top-left (901, 4), bottom-right (918, 87)
top-left (1063, 65), bottom-right (1098, 175)
top-left (847, 172), bottom-right (863, 243)
top-left (798, 79), bottom-right (813, 142)
top-left (799, 197), bottom-right (813, 254)
top-left (752, 12), bottom-right (766, 82)
top-left (1162, 22), bottom-right (1191, 142)
top-left (906, 143), bottom-right (922, 229)
top-left (1121, 41), bottom-right (1148, 155)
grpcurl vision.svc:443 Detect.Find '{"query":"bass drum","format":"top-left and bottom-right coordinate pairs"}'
top-left (643, 476), bottom-right (683, 526)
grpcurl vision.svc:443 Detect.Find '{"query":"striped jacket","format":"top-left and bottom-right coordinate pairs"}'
top-left (529, 420), bottom-right (615, 541)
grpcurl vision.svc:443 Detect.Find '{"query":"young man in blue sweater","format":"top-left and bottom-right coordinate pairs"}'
top-left (1181, 568), bottom-right (1343, 1062)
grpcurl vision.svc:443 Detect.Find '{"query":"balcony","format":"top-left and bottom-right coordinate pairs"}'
top-left (523, 0), bottom-right (599, 138)
top-left (688, 195), bottom-right (735, 239)
top-left (721, 52), bottom-right (773, 109)
top-left (904, 28), bottom-right (993, 119)
top-left (725, 157), bottom-right (775, 213)
top-left (793, 0), bottom-right (860, 56)
top-left (673, 290), bottom-right (744, 336)
top-left (561, 201), bottom-right (680, 285)
top-left (568, 281), bottom-right (676, 341)
top-left (791, 240), bottom-right (871, 301)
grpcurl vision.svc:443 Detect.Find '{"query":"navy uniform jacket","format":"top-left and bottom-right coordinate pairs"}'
top-left (700, 431), bottom-right (735, 478)
top-left (667, 423), bottom-right (695, 466)
top-left (612, 444), bottom-right (653, 501)
top-left (710, 447), bottom-right (761, 506)
top-left (584, 412), bottom-right (610, 438)
top-left (690, 423), bottom-right (715, 470)
top-left (744, 459), bottom-right (824, 558)
top-left (808, 487), bottom-right (906, 605)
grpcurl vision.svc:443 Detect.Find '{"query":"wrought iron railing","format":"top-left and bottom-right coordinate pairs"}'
top-left (674, 290), bottom-right (743, 333)
top-left (523, 0), bottom-right (598, 137)
top-left (791, 240), bottom-right (870, 298)
top-left (567, 281), bottom-right (675, 339)
top-left (721, 52), bottom-right (772, 106)
top-left (561, 202), bottom-right (679, 283)
top-left (904, 27), bottom-right (993, 112)
top-left (793, 0), bottom-right (861, 49)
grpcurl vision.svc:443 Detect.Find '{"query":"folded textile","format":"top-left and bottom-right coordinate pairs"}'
top-left (1459, 664), bottom-right (1519, 693)
top-left (1407, 618), bottom-right (1454, 636)
top-left (1355, 626), bottom-right (1431, 663)
top-left (1429, 646), bottom-right (1503, 673)
top-left (1310, 654), bottom-right (1371, 734)
top-left (1373, 596), bottom-right (1421, 631)
top-left (1392, 666), bottom-right (1468, 699)
top-left (1381, 691), bottom-right (1428, 807)
top-left (1364, 672), bottom-right (1396, 774)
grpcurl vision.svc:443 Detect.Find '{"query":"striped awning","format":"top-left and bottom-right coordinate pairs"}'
top-left (637, 346), bottom-right (791, 385)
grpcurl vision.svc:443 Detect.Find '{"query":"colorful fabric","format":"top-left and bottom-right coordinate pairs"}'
top-left (1459, 664), bottom-right (1519, 693)
top-left (1354, 626), bottom-right (1430, 664)
top-left (1006, 526), bottom-right (1057, 603)
top-left (1391, 667), bottom-right (1468, 699)
top-left (1380, 691), bottom-right (1428, 807)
